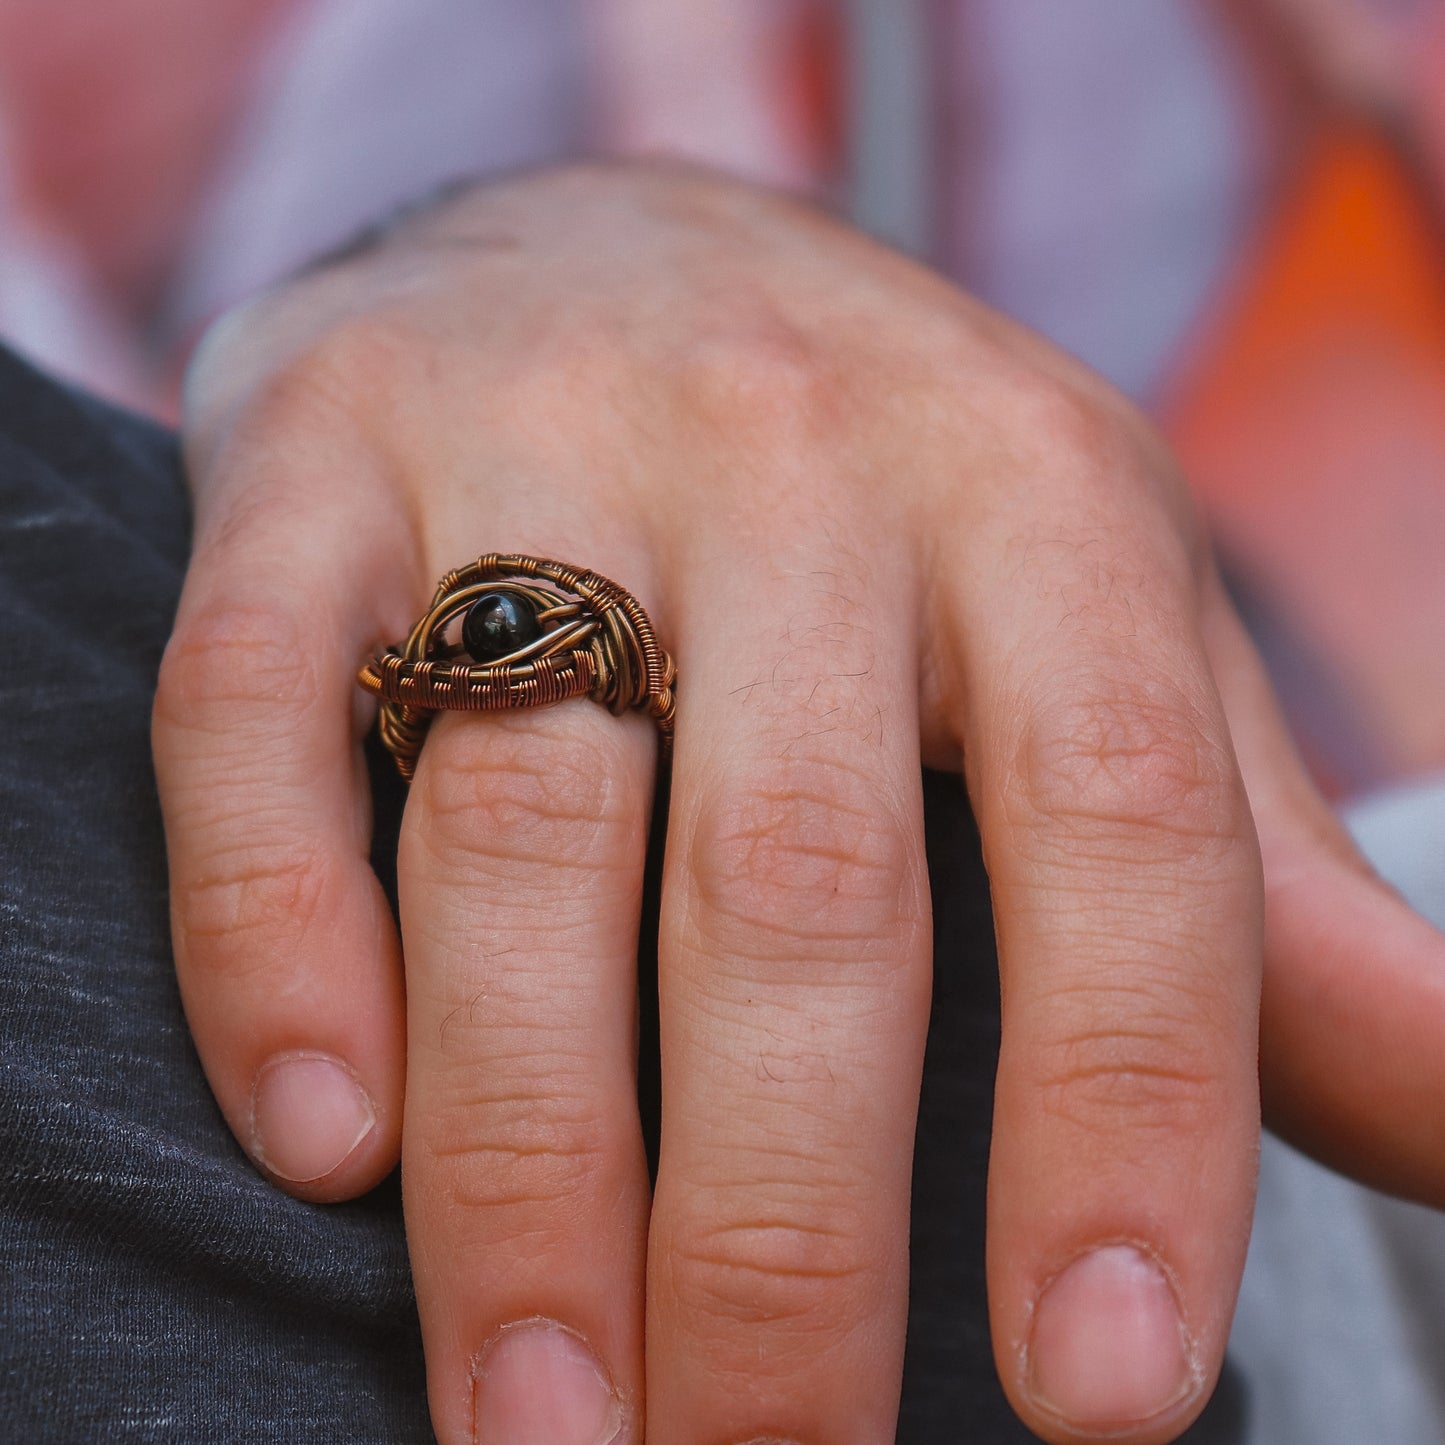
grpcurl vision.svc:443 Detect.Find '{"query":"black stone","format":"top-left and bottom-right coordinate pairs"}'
top-left (461, 591), bottom-right (542, 661)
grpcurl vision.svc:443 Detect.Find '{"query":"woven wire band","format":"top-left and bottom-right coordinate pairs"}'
top-left (358, 553), bottom-right (676, 780)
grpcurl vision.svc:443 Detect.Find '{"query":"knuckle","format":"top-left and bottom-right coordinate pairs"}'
top-left (187, 301), bottom-right (427, 476)
top-left (156, 603), bottom-right (322, 733)
top-left (1010, 373), bottom-right (1152, 485)
top-left (992, 374), bottom-right (1202, 557)
top-left (1009, 676), bottom-right (1245, 866)
top-left (415, 717), bottom-right (637, 877)
top-left (1025, 982), bottom-right (1233, 1139)
top-left (175, 834), bottom-right (332, 960)
top-left (675, 319), bottom-right (836, 446)
top-left (423, 1077), bottom-right (616, 1227)
top-left (240, 309), bottom-right (418, 436)
top-left (488, 308), bottom-right (628, 419)
top-left (689, 761), bottom-right (922, 967)
top-left (665, 1200), bottom-right (873, 1332)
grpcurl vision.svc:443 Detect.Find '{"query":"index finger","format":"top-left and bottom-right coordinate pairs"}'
top-left (153, 398), bottom-right (418, 1199)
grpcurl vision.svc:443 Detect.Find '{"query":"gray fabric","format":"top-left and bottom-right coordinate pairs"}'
top-left (0, 345), bottom-right (431, 1441)
top-left (1231, 779), bottom-right (1445, 1445)
top-left (1349, 774), bottom-right (1445, 931)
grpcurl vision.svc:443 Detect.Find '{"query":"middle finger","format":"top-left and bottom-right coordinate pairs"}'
top-left (647, 512), bottom-right (932, 1444)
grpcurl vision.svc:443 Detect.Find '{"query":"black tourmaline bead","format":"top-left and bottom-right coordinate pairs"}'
top-left (461, 591), bottom-right (542, 661)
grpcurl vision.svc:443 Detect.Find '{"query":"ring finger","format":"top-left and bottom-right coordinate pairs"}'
top-left (397, 532), bottom-right (661, 1445)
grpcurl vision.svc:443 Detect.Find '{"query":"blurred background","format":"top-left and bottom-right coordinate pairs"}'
top-left (1, 3), bottom-right (1443, 1438)
top-left (1, 0), bottom-right (1442, 808)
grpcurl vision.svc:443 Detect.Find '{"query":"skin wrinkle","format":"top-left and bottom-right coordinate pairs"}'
top-left (427, 1138), bottom-right (609, 1173)
top-left (428, 1138), bottom-right (610, 1166)
top-left (682, 1142), bottom-right (878, 1196)
top-left (202, 426), bottom-right (391, 554)
top-left (1002, 896), bottom-right (1243, 955)
top-left (432, 1086), bottom-right (603, 1113)
top-left (677, 914), bottom-right (919, 970)
top-left (427, 1053), bottom-right (605, 1098)
top-left (680, 1280), bottom-right (875, 1347)
top-left (754, 1050), bottom-right (837, 1086)
top-left (679, 1158), bottom-right (879, 1200)
top-left (1040, 1063), bottom-right (1231, 1103)
top-left (163, 741), bottom-right (347, 814)
top-left (682, 894), bottom-right (918, 965)
top-left (665, 1227), bottom-right (876, 1328)
top-left (684, 1327), bottom-right (863, 1393)
top-left (409, 894), bottom-right (640, 953)
top-left (707, 822), bottom-right (898, 890)
top-left (999, 797), bottom-right (1249, 873)
top-left (429, 1141), bottom-right (619, 1215)
top-left (688, 775), bottom-right (919, 942)
top-left (1005, 858), bottom-right (1248, 913)
top-left (425, 1135), bottom-right (625, 1196)
top-left (670, 919), bottom-right (919, 988)
top-left (419, 1043), bottom-right (631, 1098)
top-left (1010, 690), bottom-right (1237, 820)
top-left (981, 691), bottom-right (1232, 837)
top-left (426, 978), bottom-right (618, 1052)
top-left (163, 790), bottom-right (330, 836)
top-left (1028, 1035), bottom-right (1227, 1100)
top-left (1023, 971), bottom-right (1230, 1017)
top-left (178, 822), bottom-right (339, 880)
top-left (676, 1172), bottom-right (875, 1230)
top-left (673, 1244), bottom-right (867, 1288)
top-left (419, 769), bottom-right (631, 848)
top-left (1021, 739), bottom-right (1235, 831)
top-left (1033, 1070), bottom-right (1226, 1142)
top-left (177, 842), bottom-right (333, 948)
top-left (424, 970), bottom-right (606, 1039)
top-left (423, 1025), bottom-right (620, 1070)
top-left (157, 606), bottom-right (331, 717)
top-left (1005, 855), bottom-right (1249, 918)
top-left (1005, 952), bottom-right (1252, 1036)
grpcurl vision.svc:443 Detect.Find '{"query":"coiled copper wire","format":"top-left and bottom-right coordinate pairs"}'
top-left (358, 554), bottom-right (676, 779)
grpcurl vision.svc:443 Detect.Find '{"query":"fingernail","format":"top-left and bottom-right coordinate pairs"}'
top-left (472, 1319), bottom-right (623, 1445)
top-left (249, 1053), bottom-right (376, 1183)
top-left (1027, 1244), bottom-right (1196, 1431)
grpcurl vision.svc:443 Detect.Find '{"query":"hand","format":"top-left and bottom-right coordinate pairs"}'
top-left (152, 163), bottom-right (1445, 1445)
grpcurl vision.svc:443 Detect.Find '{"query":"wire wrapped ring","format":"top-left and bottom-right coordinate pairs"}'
top-left (358, 553), bottom-right (676, 780)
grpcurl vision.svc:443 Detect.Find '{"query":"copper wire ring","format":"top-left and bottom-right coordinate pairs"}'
top-left (358, 553), bottom-right (676, 780)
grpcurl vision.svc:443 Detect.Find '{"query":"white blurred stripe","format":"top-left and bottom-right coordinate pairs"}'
top-left (843, 0), bottom-right (932, 255)
top-left (586, 0), bottom-right (821, 189)
top-left (162, 0), bottom-right (587, 349)
top-left (1346, 771), bottom-right (1445, 928)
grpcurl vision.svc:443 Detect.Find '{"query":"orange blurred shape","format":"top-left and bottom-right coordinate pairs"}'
top-left (1170, 122), bottom-right (1445, 465)
top-left (1165, 122), bottom-right (1445, 781)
